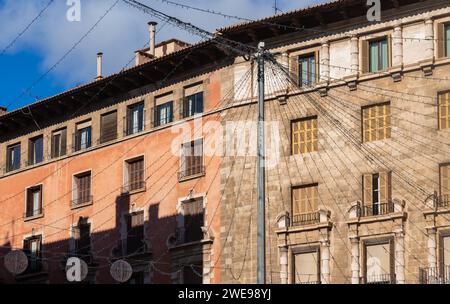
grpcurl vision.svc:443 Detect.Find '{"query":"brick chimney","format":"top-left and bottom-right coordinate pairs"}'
top-left (0, 106), bottom-right (7, 116)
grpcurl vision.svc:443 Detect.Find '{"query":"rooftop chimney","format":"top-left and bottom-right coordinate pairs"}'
top-left (96, 52), bottom-right (103, 80)
top-left (0, 106), bottom-right (7, 116)
top-left (148, 22), bottom-right (157, 56)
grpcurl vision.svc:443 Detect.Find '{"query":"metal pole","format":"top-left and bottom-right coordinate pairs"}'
top-left (256, 41), bottom-right (266, 284)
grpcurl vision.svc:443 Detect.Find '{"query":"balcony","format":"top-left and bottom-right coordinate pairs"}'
top-left (291, 212), bottom-right (320, 226)
top-left (363, 274), bottom-right (396, 284)
top-left (178, 165), bottom-right (205, 181)
top-left (98, 130), bottom-right (118, 144)
top-left (358, 202), bottom-right (395, 217)
top-left (71, 195), bottom-right (93, 209)
top-left (419, 266), bottom-right (450, 284)
top-left (121, 180), bottom-right (146, 195)
top-left (436, 195), bottom-right (449, 208)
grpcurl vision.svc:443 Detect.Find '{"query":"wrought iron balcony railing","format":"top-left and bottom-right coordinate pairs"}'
top-left (71, 195), bottom-right (93, 208)
top-left (363, 273), bottom-right (395, 284)
top-left (24, 208), bottom-right (44, 219)
top-left (291, 212), bottom-right (320, 226)
top-left (359, 202), bottom-right (395, 217)
top-left (419, 266), bottom-right (450, 284)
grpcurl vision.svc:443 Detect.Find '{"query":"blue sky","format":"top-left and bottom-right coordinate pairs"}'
top-left (0, 0), bottom-right (326, 111)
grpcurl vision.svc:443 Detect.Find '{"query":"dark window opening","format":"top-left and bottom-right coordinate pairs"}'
top-left (183, 198), bottom-right (204, 243)
top-left (6, 143), bottom-right (21, 172)
top-left (125, 102), bottom-right (145, 136)
top-left (25, 185), bottom-right (43, 218)
top-left (126, 211), bottom-right (144, 255)
top-left (183, 92), bottom-right (204, 118)
top-left (23, 235), bottom-right (42, 274)
top-left (28, 136), bottom-right (43, 166)
top-left (155, 102), bottom-right (173, 127)
top-left (51, 128), bottom-right (67, 158)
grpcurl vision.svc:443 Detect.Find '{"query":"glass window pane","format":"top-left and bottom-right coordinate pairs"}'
top-left (446, 25), bottom-right (450, 57)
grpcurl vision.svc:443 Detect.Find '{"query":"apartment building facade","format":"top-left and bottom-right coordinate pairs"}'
top-left (0, 37), bottom-right (231, 283)
top-left (0, 0), bottom-right (449, 285)
top-left (218, 0), bottom-right (450, 284)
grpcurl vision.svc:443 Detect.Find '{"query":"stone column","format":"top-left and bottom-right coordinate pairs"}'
top-left (320, 239), bottom-right (331, 284)
top-left (320, 41), bottom-right (330, 83)
top-left (424, 18), bottom-right (434, 60)
top-left (279, 247), bottom-right (289, 284)
top-left (426, 227), bottom-right (438, 269)
top-left (350, 236), bottom-right (360, 284)
top-left (350, 36), bottom-right (359, 75)
top-left (392, 25), bottom-right (403, 67)
top-left (394, 231), bottom-right (406, 284)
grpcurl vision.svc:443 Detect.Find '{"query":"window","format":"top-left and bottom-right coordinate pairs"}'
top-left (362, 172), bottom-right (393, 216)
top-left (298, 53), bottom-right (317, 87)
top-left (292, 117), bottom-right (318, 154)
top-left (73, 219), bottom-right (91, 262)
top-left (100, 111), bottom-right (117, 143)
top-left (51, 128), bottom-right (67, 158)
top-left (292, 184), bottom-right (319, 226)
top-left (438, 23), bottom-right (450, 58)
top-left (124, 157), bottom-right (145, 193)
top-left (440, 164), bottom-right (450, 206)
top-left (23, 235), bottom-right (42, 273)
top-left (362, 103), bottom-right (391, 142)
top-left (126, 211), bottom-right (144, 255)
top-left (125, 102), bottom-right (145, 136)
top-left (25, 185), bottom-right (43, 218)
top-left (440, 235), bottom-right (450, 283)
top-left (6, 143), bottom-right (21, 172)
top-left (182, 198), bottom-right (204, 243)
top-left (363, 240), bottom-right (394, 284)
top-left (438, 91), bottom-right (450, 130)
top-left (183, 92), bottom-right (204, 118)
top-left (74, 121), bottom-right (92, 152)
top-left (28, 135), bottom-right (43, 165)
top-left (72, 172), bottom-right (92, 207)
top-left (155, 102), bottom-right (173, 127)
top-left (293, 249), bottom-right (320, 284)
top-left (446, 24), bottom-right (450, 57)
top-left (369, 38), bottom-right (389, 72)
top-left (180, 139), bottom-right (204, 180)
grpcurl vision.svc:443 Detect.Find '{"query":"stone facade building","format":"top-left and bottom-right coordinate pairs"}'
top-left (0, 0), bottom-right (449, 284)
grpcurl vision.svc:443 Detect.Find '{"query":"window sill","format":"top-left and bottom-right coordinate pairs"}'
top-left (178, 172), bottom-right (206, 183)
top-left (71, 201), bottom-right (93, 210)
top-left (24, 213), bottom-right (44, 222)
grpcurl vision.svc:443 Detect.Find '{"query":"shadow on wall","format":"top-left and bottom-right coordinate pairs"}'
top-left (0, 192), bottom-right (205, 284)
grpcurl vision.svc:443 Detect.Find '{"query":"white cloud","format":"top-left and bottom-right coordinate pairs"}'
top-left (0, 0), bottom-right (327, 88)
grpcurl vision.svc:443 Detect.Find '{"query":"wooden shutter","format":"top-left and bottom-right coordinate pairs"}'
top-left (28, 139), bottom-right (34, 165)
top-left (60, 129), bottom-right (67, 156)
top-left (379, 171), bottom-right (392, 204)
top-left (389, 238), bottom-right (395, 283)
top-left (314, 50), bottom-right (320, 83)
top-left (193, 140), bottom-right (203, 174)
top-left (439, 234), bottom-right (445, 275)
top-left (387, 34), bottom-right (393, 67)
top-left (361, 40), bottom-right (369, 73)
top-left (290, 55), bottom-right (299, 87)
top-left (100, 111), bottom-right (117, 142)
top-left (437, 23), bottom-right (445, 58)
top-left (26, 189), bottom-right (33, 216)
top-left (363, 174), bottom-right (373, 205)
top-left (6, 147), bottom-right (11, 171)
